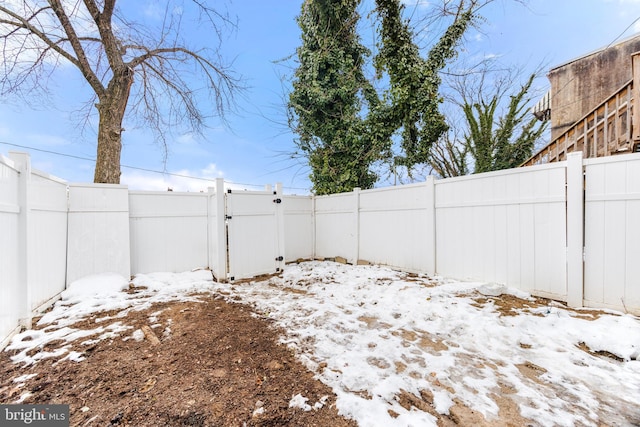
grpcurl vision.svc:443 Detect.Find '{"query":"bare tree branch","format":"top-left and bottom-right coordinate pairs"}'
top-left (0, 0), bottom-right (241, 183)
top-left (47, 0), bottom-right (104, 95)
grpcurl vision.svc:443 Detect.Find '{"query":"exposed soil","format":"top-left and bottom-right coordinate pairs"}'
top-left (0, 285), bottom-right (632, 427)
top-left (0, 296), bottom-right (357, 427)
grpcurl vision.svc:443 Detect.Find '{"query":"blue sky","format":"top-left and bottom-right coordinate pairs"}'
top-left (1, 0), bottom-right (639, 194)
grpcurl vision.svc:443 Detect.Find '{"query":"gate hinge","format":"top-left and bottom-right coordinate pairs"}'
top-left (273, 198), bottom-right (282, 204)
top-left (275, 256), bottom-right (284, 261)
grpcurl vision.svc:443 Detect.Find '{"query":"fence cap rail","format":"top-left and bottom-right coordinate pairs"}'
top-left (0, 153), bottom-right (17, 171)
top-left (68, 182), bottom-right (129, 189)
top-left (32, 168), bottom-right (67, 184)
top-left (583, 151), bottom-right (640, 166)
top-left (436, 160), bottom-right (568, 184)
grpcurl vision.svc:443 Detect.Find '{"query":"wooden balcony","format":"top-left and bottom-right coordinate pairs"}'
top-left (522, 53), bottom-right (640, 167)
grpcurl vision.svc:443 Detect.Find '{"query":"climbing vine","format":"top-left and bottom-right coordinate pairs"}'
top-left (289, 0), bottom-right (477, 194)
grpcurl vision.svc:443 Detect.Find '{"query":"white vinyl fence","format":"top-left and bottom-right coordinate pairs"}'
top-left (359, 182), bottom-right (436, 273)
top-left (67, 183), bottom-right (130, 284)
top-left (584, 155), bottom-right (640, 312)
top-left (28, 169), bottom-right (68, 310)
top-left (2, 150), bottom-right (639, 347)
top-left (434, 163), bottom-right (569, 300)
top-left (129, 191), bottom-right (209, 275)
top-left (283, 194), bottom-right (314, 262)
top-left (0, 154), bottom-right (23, 347)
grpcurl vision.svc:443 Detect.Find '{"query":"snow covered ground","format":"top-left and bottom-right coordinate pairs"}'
top-left (5, 261), bottom-right (640, 426)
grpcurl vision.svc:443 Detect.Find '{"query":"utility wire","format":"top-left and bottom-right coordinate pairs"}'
top-left (0, 141), bottom-right (310, 191)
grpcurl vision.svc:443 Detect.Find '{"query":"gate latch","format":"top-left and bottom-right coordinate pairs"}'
top-left (275, 256), bottom-right (284, 261)
top-left (273, 198), bottom-right (282, 204)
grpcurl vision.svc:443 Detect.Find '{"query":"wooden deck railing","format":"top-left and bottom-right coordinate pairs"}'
top-left (522, 52), bottom-right (640, 167)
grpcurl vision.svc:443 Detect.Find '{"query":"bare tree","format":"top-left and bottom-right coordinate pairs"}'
top-left (0, 0), bottom-right (239, 183)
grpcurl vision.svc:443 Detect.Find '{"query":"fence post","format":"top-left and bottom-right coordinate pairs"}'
top-left (275, 182), bottom-right (286, 271)
top-left (352, 187), bottom-right (361, 265)
top-left (209, 178), bottom-right (227, 282)
top-left (311, 195), bottom-right (316, 261)
top-left (8, 152), bottom-right (32, 329)
top-left (425, 176), bottom-right (437, 276)
top-left (566, 152), bottom-right (584, 308)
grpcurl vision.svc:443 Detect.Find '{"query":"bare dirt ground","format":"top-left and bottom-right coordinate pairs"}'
top-left (0, 287), bottom-right (629, 427)
top-left (0, 296), bottom-right (357, 427)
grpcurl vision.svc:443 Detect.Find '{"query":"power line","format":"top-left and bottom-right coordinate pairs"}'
top-left (0, 141), bottom-right (310, 191)
top-left (605, 16), bottom-right (640, 50)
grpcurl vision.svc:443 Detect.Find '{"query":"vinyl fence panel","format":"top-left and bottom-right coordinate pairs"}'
top-left (435, 164), bottom-right (568, 300)
top-left (283, 195), bottom-right (314, 262)
top-left (584, 154), bottom-right (640, 313)
top-left (359, 181), bottom-right (435, 273)
top-left (67, 183), bottom-right (130, 284)
top-left (28, 170), bottom-right (68, 310)
top-left (315, 192), bottom-right (357, 262)
top-left (129, 191), bottom-right (208, 274)
top-left (0, 155), bottom-right (22, 345)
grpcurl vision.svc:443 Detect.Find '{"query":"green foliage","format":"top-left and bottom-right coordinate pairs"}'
top-left (288, 0), bottom-right (475, 194)
top-left (464, 74), bottom-right (547, 173)
top-left (289, 0), bottom-right (379, 195)
top-left (373, 0), bottom-right (473, 169)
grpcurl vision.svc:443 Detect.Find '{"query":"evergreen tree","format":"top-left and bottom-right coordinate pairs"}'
top-left (464, 74), bottom-right (547, 173)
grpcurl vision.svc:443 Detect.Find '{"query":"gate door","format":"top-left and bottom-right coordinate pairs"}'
top-left (225, 190), bottom-right (284, 280)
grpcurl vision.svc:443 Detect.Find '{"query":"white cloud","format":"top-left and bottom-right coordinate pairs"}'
top-left (176, 133), bottom-right (196, 145)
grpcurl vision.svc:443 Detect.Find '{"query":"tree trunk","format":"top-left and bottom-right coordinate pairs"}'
top-left (94, 68), bottom-right (133, 184)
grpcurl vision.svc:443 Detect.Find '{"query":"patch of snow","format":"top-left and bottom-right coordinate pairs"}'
top-left (132, 329), bottom-right (145, 342)
top-left (313, 395), bottom-right (329, 410)
top-left (15, 392), bottom-right (32, 404)
top-left (61, 351), bottom-right (85, 362)
top-left (478, 282), bottom-right (507, 296)
top-left (13, 373), bottom-right (37, 383)
top-left (289, 393), bottom-right (312, 411)
top-left (162, 327), bottom-right (172, 339)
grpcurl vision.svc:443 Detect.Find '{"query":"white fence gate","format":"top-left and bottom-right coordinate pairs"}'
top-left (225, 188), bottom-right (285, 280)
